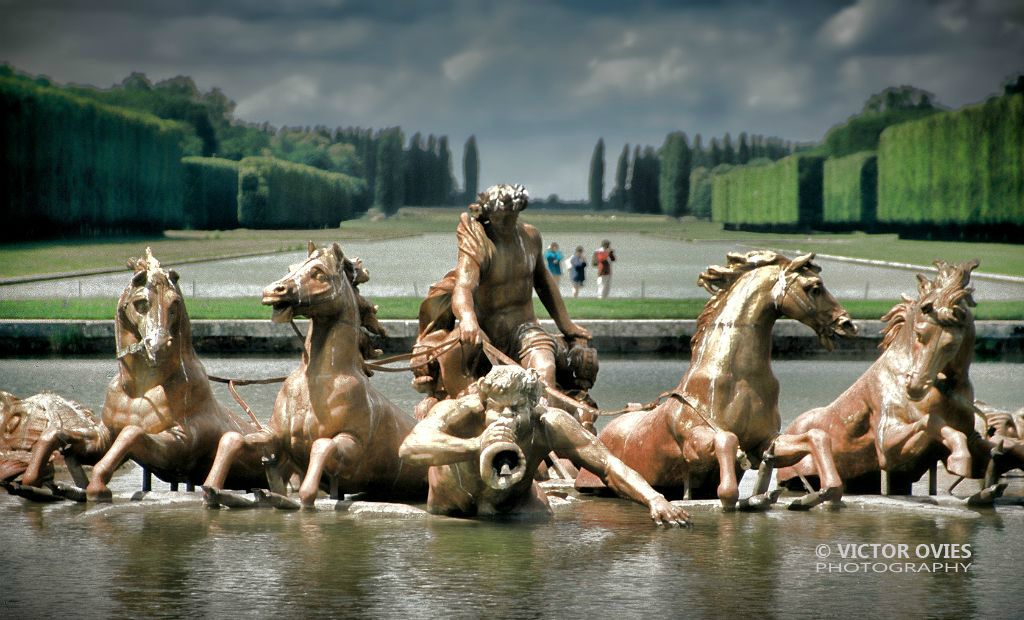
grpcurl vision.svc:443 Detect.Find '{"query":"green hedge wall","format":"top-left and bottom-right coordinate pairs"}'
top-left (711, 155), bottom-right (824, 227)
top-left (877, 94), bottom-right (1024, 226)
top-left (823, 152), bottom-right (877, 226)
top-left (0, 76), bottom-right (186, 239)
top-left (237, 156), bottom-right (366, 229)
top-left (182, 156), bottom-right (239, 230)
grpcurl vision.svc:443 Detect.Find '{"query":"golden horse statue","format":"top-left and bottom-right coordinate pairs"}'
top-left (1, 391), bottom-right (100, 498)
top-left (778, 260), bottom-right (1022, 501)
top-left (15, 249), bottom-right (265, 501)
top-left (202, 242), bottom-right (428, 508)
top-left (576, 251), bottom-right (857, 510)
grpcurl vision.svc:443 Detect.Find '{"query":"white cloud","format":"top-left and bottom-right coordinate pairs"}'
top-left (575, 47), bottom-right (688, 98)
top-left (820, 3), bottom-right (867, 48)
top-left (744, 66), bottom-right (810, 110)
top-left (442, 49), bottom-right (487, 82)
top-left (235, 74), bottom-right (321, 118)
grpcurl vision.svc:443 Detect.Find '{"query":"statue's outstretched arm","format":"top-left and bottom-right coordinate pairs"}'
top-left (544, 409), bottom-right (690, 526)
top-left (529, 230), bottom-right (591, 340)
top-left (399, 395), bottom-right (484, 465)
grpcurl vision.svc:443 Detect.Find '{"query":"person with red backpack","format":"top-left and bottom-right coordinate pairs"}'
top-left (592, 239), bottom-right (616, 298)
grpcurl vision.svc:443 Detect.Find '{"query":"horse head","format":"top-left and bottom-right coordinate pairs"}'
top-left (117, 248), bottom-right (186, 366)
top-left (263, 241), bottom-right (366, 326)
top-left (771, 253), bottom-right (857, 351)
top-left (905, 259), bottom-right (978, 401)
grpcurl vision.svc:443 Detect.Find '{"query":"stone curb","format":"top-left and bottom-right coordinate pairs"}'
top-left (1, 319), bottom-right (1021, 360)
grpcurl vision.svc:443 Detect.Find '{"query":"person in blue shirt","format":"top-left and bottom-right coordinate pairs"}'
top-left (544, 242), bottom-right (564, 283)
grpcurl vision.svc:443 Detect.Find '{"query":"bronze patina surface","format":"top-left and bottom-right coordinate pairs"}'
top-left (778, 260), bottom-right (1023, 497)
top-left (202, 243), bottom-right (428, 508)
top-left (576, 251), bottom-right (858, 510)
top-left (17, 249), bottom-right (265, 501)
top-left (411, 185), bottom-right (599, 427)
top-left (400, 365), bottom-right (690, 526)
top-left (0, 391), bottom-right (100, 485)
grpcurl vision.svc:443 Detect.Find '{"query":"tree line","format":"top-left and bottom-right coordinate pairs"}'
top-left (584, 78), bottom-right (1022, 240)
top-left (1, 64), bottom-right (484, 238)
top-left (589, 131), bottom-right (797, 215)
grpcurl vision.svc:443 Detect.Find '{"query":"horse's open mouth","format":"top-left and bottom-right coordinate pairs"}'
top-left (819, 316), bottom-right (857, 351)
top-left (269, 301), bottom-right (295, 324)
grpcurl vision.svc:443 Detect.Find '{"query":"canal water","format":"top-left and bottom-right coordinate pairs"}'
top-left (1, 357), bottom-right (1022, 618)
top-left (4, 234), bottom-right (1022, 301)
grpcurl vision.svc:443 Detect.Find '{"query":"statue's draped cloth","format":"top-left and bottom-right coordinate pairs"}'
top-left (417, 213), bottom-right (495, 339)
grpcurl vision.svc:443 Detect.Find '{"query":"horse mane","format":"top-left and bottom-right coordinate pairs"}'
top-left (927, 259), bottom-right (978, 324)
top-left (879, 298), bottom-right (913, 351)
top-left (878, 259), bottom-right (978, 351)
top-left (692, 250), bottom-right (792, 348)
top-left (326, 248), bottom-right (387, 362)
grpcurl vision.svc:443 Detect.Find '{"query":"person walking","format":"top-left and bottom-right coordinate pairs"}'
top-left (592, 239), bottom-right (616, 298)
top-left (569, 245), bottom-right (587, 298)
top-left (544, 242), bottom-right (564, 283)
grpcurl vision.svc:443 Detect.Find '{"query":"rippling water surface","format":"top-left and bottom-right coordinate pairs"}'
top-left (2, 357), bottom-right (1022, 618)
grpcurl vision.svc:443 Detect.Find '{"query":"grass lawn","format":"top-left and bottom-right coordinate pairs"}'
top-left (2, 208), bottom-right (1022, 279)
top-left (2, 296), bottom-right (1020, 321)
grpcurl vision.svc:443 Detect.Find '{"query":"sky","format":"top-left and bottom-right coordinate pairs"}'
top-left (2, 0), bottom-right (1022, 200)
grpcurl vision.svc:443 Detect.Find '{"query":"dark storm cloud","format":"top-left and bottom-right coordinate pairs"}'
top-left (1, 0), bottom-right (1020, 198)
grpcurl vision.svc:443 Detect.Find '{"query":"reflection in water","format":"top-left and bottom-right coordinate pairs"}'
top-left (1, 357), bottom-right (1022, 616)
top-left (2, 488), bottom-right (1022, 616)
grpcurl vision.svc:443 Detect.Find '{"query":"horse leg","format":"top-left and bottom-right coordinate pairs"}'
top-left (735, 441), bottom-right (784, 512)
top-left (773, 430), bottom-right (843, 510)
top-left (20, 426), bottom-right (103, 488)
top-left (85, 425), bottom-right (152, 501)
top-left (202, 430), bottom-right (274, 508)
top-left (683, 427), bottom-right (741, 511)
top-left (297, 433), bottom-right (360, 508)
top-left (926, 416), bottom-right (971, 478)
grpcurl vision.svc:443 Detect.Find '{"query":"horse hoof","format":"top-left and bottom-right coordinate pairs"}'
top-left (86, 487), bottom-right (113, 503)
top-left (256, 489), bottom-right (301, 510)
top-left (789, 486), bottom-right (842, 511)
top-left (738, 489), bottom-right (781, 512)
top-left (203, 486), bottom-right (258, 509)
top-left (5, 481), bottom-right (65, 503)
top-left (966, 483), bottom-right (1008, 507)
top-left (53, 482), bottom-right (87, 503)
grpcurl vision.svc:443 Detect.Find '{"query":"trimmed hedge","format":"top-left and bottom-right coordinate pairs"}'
top-left (1, 76), bottom-right (187, 239)
top-left (711, 155), bottom-right (824, 228)
top-left (877, 94), bottom-right (1024, 226)
top-left (823, 152), bottom-right (877, 226)
top-left (237, 156), bottom-right (366, 229)
top-left (182, 157), bottom-right (239, 230)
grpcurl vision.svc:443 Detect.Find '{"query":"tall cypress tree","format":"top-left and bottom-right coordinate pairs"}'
top-left (611, 143), bottom-right (630, 211)
top-left (588, 138), bottom-right (605, 210)
top-left (738, 132), bottom-right (750, 164)
top-left (438, 135), bottom-right (453, 204)
top-left (642, 146), bottom-right (661, 213)
top-left (692, 133), bottom-right (706, 168)
top-left (710, 138), bottom-right (722, 167)
top-left (463, 135), bottom-right (479, 203)
top-left (627, 145), bottom-right (642, 212)
top-left (405, 132), bottom-right (424, 205)
top-left (722, 132), bottom-right (736, 165)
top-left (658, 131), bottom-right (691, 217)
top-left (375, 127), bottom-right (405, 215)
